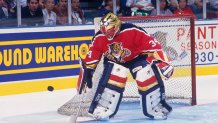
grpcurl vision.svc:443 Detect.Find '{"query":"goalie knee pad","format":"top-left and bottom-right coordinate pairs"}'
top-left (131, 62), bottom-right (158, 92)
top-left (88, 61), bottom-right (128, 120)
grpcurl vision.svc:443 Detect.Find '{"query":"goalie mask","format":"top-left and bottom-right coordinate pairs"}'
top-left (100, 13), bottom-right (121, 40)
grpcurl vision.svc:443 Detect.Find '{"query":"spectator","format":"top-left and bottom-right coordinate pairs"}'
top-left (39, 0), bottom-right (45, 9)
top-left (122, 0), bottom-right (132, 16)
top-left (6, 0), bottom-right (27, 8)
top-left (20, 0), bottom-right (27, 7)
top-left (10, 0), bottom-right (27, 8)
top-left (71, 0), bottom-right (85, 24)
top-left (42, 0), bottom-right (56, 25)
top-left (21, 0), bottom-right (43, 26)
top-left (190, 0), bottom-right (203, 19)
top-left (98, 0), bottom-right (106, 8)
top-left (126, 0), bottom-right (154, 15)
top-left (206, 0), bottom-right (218, 19)
top-left (6, 0), bottom-right (27, 17)
top-left (173, 0), bottom-right (194, 15)
top-left (168, 0), bottom-right (178, 12)
top-left (53, 0), bottom-right (67, 25)
top-left (150, 0), bottom-right (173, 16)
top-left (188, 0), bottom-right (195, 5)
top-left (96, 0), bottom-right (104, 9)
top-left (98, 0), bottom-right (122, 17)
top-left (120, 0), bottom-right (127, 9)
top-left (4, 0), bottom-right (15, 17)
top-left (208, 0), bottom-right (218, 10)
top-left (0, 0), bottom-right (8, 19)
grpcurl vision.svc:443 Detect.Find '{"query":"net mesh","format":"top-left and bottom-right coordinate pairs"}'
top-left (58, 16), bottom-right (194, 116)
top-left (58, 58), bottom-right (104, 116)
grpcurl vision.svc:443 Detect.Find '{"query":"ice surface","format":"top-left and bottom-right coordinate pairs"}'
top-left (0, 75), bottom-right (218, 123)
top-left (1, 102), bottom-right (218, 123)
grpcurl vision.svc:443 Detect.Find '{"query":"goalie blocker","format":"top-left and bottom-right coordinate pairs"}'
top-left (77, 58), bottom-right (94, 94)
top-left (88, 56), bottom-right (172, 120)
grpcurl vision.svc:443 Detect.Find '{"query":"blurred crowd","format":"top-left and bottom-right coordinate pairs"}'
top-left (0, 0), bottom-right (217, 27)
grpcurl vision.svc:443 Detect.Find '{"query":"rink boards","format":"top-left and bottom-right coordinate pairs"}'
top-left (0, 20), bottom-right (218, 96)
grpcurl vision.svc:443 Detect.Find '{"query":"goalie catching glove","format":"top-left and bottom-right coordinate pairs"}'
top-left (154, 61), bottom-right (174, 79)
top-left (145, 50), bottom-right (174, 79)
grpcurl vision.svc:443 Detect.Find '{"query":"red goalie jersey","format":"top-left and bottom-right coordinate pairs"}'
top-left (84, 23), bottom-right (171, 70)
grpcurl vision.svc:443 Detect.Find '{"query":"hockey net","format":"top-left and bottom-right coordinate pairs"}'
top-left (57, 15), bottom-right (196, 116)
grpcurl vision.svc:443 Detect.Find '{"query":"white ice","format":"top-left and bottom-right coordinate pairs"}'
top-left (0, 75), bottom-right (218, 123)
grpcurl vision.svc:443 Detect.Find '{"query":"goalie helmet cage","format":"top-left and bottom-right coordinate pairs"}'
top-left (57, 15), bottom-right (196, 116)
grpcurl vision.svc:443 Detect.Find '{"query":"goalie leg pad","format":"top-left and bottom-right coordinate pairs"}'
top-left (88, 61), bottom-right (128, 120)
top-left (139, 85), bottom-right (171, 120)
top-left (151, 63), bottom-right (173, 115)
top-left (129, 59), bottom-right (172, 119)
top-left (89, 86), bottom-right (123, 120)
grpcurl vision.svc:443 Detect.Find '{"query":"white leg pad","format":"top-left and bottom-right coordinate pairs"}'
top-left (89, 88), bottom-right (121, 120)
top-left (141, 86), bottom-right (171, 120)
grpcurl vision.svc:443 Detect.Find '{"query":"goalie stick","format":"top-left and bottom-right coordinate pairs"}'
top-left (69, 57), bottom-right (88, 123)
top-left (77, 57), bottom-right (88, 94)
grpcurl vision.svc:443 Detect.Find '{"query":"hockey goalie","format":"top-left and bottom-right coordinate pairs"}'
top-left (60, 12), bottom-right (174, 121)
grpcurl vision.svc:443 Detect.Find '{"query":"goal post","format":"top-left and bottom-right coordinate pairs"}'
top-left (57, 15), bottom-right (196, 116)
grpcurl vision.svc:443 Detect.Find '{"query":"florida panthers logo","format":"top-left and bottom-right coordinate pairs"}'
top-left (105, 42), bottom-right (131, 63)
